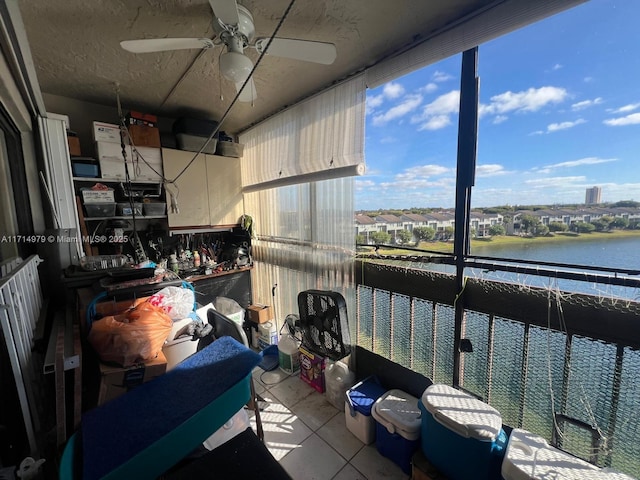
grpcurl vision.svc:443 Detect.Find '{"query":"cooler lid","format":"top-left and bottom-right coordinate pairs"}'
top-left (422, 384), bottom-right (502, 441)
top-left (502, 428), bottom-right (603, 480)
top-left (346, 376), bottom-right (387, 416)
top-left (371, 389), bottom-right (421, 440)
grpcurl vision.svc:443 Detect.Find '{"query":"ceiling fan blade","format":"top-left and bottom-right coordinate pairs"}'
top-left (209, 0), bottom-right (239, 26)
top-left (254, 38), bottom-right (337, 65)
top-left (236, 78), bottom-right (257, 103)
top-left (120, 38), bottom-right (214, 53)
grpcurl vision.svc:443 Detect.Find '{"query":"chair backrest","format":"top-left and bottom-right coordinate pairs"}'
top-left (207, 308), bottom-right (249, 348)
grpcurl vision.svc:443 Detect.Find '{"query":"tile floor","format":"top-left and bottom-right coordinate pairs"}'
top-left (248, 367), bottom-right (409, 480)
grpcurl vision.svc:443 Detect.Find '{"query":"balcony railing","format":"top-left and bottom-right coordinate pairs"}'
top-left (355, 258), bottom-right (640, 477)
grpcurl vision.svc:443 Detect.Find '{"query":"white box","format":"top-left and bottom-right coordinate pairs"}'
top-left (81, 188), bottom-right (115, 204)
top-left (130, 146), bottom-right (163, 181)
top-left (93, 121), bottom-right (124, 144)
top-left (96, 141), bottom-right (133, 180)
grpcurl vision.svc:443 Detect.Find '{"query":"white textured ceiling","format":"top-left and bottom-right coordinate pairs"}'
top-left (18, 0), bottom-right (493, 133)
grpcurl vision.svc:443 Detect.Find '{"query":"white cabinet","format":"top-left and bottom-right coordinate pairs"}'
top-left (162, 148), bottom-right (243, 229)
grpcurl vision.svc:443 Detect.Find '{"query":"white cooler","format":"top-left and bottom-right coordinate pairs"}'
top-left (502, 428), bottom-right (636, 480)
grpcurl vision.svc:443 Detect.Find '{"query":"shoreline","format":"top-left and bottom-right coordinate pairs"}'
top-left (407, 229), bottom-right (640, 254)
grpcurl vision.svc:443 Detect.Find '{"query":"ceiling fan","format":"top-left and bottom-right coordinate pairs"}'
top-left (120, 0), bottom-right (337, 102)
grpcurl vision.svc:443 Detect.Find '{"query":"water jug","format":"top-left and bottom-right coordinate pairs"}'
top-left (258, 321), bottom-right (278, 350)
top-left (278, 332), bottom-right (301, 374)
top-left (325, 360), bottom-right (356, 410)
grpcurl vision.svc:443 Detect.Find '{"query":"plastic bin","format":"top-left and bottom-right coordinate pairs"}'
top-left (81, 188), bottom-right (114, 204)
top-left (176, 133), bottom-right (217, 154)
top-left (172, 117), bottom-right (219, 137)
top-left (117, 202), bottom-right (143, 216)
top-left (419, 384), bottom-right (507, 480)
top-left (216, 141), bottom-right (244, 158)
top-left (143, 202), bottom-right (166, 216)
top-left (325, 360), bottom-right (355, 410)
top-left (371, 389), bottom-right (421, 474)
top-left (162, 336), bottom-right (198, 370)
top-left (84, 203), bottom-right (116, 217)
top-left (345, 376), bottom-right (387, 444)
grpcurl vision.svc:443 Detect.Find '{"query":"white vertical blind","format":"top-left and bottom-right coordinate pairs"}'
top-left (239, 74), bottom-right (366, 190)
top-left (365, 0), bottom-right (588, 89)
top-left (244, 178), bottom-right (355, 333)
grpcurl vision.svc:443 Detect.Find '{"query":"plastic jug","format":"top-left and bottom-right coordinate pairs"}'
top-left (258, 321), bottom-right (278, 350)
top-left (278, 332), bottom-right (301, 374)
top-left (325, 360), bottom-right (356, 410)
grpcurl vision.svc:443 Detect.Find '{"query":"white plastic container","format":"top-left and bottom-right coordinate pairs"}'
top-left (202, 408), bottom-right (250, 451)
top-left (278, 332), bottom-right (300, 374)
top-left (325, 360), bottom-right (355, 410)
top-left (162, 336), bottom-right (198, 370)
top-left (371, 389), bottom-right (422, 474)
top-left (258, 321), bottom-right (278, 350)
top-left (501, 428), bottom-right (636, 480)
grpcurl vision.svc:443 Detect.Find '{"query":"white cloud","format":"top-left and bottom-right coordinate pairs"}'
top-left (529, 130), bottom-right (545, 136)
top-left (611, 103), bottom-right (640, 114)
top-left (383, 82), bottom-right (405, 99)
top-left (547, 118), bottom-right (586, 132)
top-left (367, 94), bottom-right (384, 109)
top-left (552, 63), bottom-right (563, 70)
top-left (411, 90), bottom-right (460, 131)
top-left (355, 179), bottom-right (375, 190)
top-left (571, 97), bottom-right (603, 111)
top-left (481, 86), bottom-right (568, 116)
top-left (401, 165), bottom-right (451, 177)
top-left (372, 94), bottom-right (423, 126)
top-left (604, 112), bottom-right (640, 126)
top-left (476, 164), bottom-right (510, 177)
top-left (534, 157), bottom-right (617, 174)
top-left (421, 83), bottom-right (438, 93)
top-left (525, 176), bottom-right (587, 187)
top-left (432, 71), bottom-right (453, 82)
top-left (492, 115), bottom-right (508, 124)
top-left (377, 164), bottom-right (454, 191)
top-left (584, 76), bottom-right (594, 83)
top-left (379, 136), bottom-right (396, 144)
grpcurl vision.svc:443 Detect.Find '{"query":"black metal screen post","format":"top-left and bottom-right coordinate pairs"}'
top-left (453, 47), bottom-right (479, 387)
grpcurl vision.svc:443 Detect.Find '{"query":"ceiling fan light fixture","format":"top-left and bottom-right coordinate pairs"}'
top-left (220, 51), bottom-right (253, 83)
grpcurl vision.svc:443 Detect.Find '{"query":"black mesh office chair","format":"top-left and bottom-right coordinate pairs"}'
top-left (207, 308), bottom-right (264, 442)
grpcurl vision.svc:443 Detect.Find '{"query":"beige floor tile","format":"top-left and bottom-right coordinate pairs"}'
top-left (268, 374), bottom-right (316, 408)
top-left (317, 412), bottom-right (365, 461)
top-left (279, 434), bottom-right (346, 480)
top-left (331, 463), bottom-right (367, 480)
top-left (290, 391), bottom-right (339, 431)
top-left (350, 444), bottom-right (409, 480)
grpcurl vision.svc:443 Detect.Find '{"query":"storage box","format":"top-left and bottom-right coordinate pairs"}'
top-left (82, 187), bottom-right (115, 204)
top-left (299, 346), bottom-right (325, 393)
top-left (68, 135), bottom-right (81, 156)
top-left (117, 202), bottom-right (143, 216)
top-left (72, 158), bottom-right (100, 178)
top-left (345, 375), bottom-right (387, 444)
top-left (420, 384), bottom-right (507, 480)
top-left (172, 117), bottom-right (219, 137)
top-left (85, 203), bottom-right (116, 217)
top-left (96, 141), bottom-right (133, 180)
top-left (502, 428), bottom-right (627, 480)
top-left (247, 304), bottom-right (273, 324)
top-left (98, 350), bottom-right (166, 405)
top-left (128, 124), bottom-right (161, 148)
top-left (372, 389), bottom-right (421, 474)
top-left (216, 141), bottom-right (244, 158)
top-left (126, 110), bottom-right (158, 127)
top-left (143, 202), bottom-right (166, 216)
top-left (93, 121), bottom-right (123, 144)
top-left (176, 133), bottom-right (217, 154)
top-left (130, 146), bottom-right (163, 181)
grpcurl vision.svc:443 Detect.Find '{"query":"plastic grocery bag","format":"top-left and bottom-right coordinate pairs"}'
top-left (88, 300), bottom-right (173, 366)
top-left (148, 286), bottom-right (195, 320)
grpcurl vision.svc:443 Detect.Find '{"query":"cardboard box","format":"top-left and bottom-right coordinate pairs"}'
top-left (128, 124), bottom-right (161, 148)
top-left (93, 121), bottom-right (124, 144)
top-left (127, 110), bottom-right (158, 126)
top-left (130, 146), bottom-right (163, 181)
top-left (247, 304), bottom-right (273, 324)
top-left (299, 346), bottom-right (325, 393)
top-left (67, 135), bottom-right (81, 156)
top-left (412, 449), bottom-right (448, 480)
top-left (98, 350), bottom-right (167, 405)
top-left (96, 141), bottom-right (134, 180)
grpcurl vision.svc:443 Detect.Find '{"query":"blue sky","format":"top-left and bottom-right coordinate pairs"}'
top-left (357, 1), bottom-right (640, 210)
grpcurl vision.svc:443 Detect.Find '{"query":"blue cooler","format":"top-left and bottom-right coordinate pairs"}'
top-left (345, 376), bottom-right (387, 444)
top-left (419, 384), bottom-right (507, 480)
top-left (371, 389), bottom-right (421, 474)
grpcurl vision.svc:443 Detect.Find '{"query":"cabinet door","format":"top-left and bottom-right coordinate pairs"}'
top-left (162, 148), bottom-right (209, 227)
top-left (206, 154), bottom-right (243, 226)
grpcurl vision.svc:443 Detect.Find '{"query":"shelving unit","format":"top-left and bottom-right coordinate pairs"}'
top-left (84, 216), bottom-right (167, 221)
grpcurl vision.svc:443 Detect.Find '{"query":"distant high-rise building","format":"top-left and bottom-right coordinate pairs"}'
top-left (585, 186), bottom-right (602, 205)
